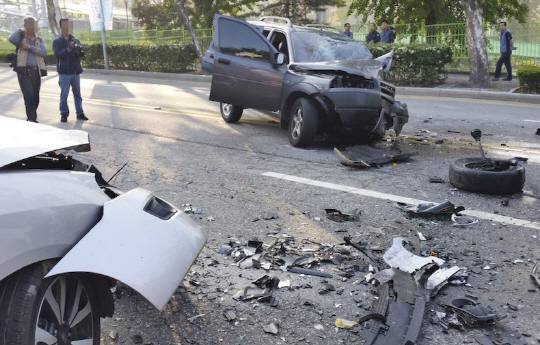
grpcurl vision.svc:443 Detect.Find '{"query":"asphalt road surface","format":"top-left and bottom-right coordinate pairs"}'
top-left (1, 67), bottom-right (540, 345)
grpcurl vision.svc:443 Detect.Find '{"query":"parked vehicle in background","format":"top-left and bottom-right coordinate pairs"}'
top-left (203, 15), bottom-right (409, 147)
top-left (0, 116), bottom-right (207, 345)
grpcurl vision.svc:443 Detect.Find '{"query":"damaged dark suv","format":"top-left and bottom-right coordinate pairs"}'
top-left (203, 15), bottom-right (409, 147)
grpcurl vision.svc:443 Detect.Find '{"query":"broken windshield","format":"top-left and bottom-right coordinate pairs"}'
top-left (291, 31), bottom-right (373, 63)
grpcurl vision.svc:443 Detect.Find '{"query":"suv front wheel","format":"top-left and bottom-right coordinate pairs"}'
top-left (288, 98), bottom-right (319, 147)
top-left (220, 103), bottom-right (244, 123)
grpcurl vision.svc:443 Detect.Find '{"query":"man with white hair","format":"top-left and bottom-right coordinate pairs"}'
top-left (8, 16), bottom-right (48, 123)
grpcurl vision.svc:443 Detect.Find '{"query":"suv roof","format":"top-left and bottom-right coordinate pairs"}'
top-left (249, 16), bottom-right (344, 36)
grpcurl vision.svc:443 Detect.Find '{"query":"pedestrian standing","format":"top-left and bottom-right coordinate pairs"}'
top-left (343, 23), bottom-right (353, 39)
top-left (53, 18), bottom-right (88, 122)
top-left (492, 21), bottom-right (514, 81)
top-left (380, 20), bottom-right (395, 43)
top-left (366, 23), bottom-right (380, 44)
top-left (8, 16), bottom-right (48, 123)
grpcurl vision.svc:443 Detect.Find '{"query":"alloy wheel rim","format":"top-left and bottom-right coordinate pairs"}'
top-left (292, 107), bottom-right (303, 139)
top-left (222, 103), bottom-right (232, 116)
top-left (35, 275), bottom-right (94, 345)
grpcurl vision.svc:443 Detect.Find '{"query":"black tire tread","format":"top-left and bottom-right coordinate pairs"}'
top-left (220, 103), bottom-right (243, 123)
top-left (288, 98), bottom-right (319, 147)
top-left (449, 157), bottom-right (525, 195)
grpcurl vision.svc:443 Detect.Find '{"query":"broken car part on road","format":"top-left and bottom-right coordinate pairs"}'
top-left (334, 144), bottom-right (417, 168)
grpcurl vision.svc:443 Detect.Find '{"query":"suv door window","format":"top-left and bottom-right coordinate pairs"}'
top-left (218, 19), bottom-right (271, 61)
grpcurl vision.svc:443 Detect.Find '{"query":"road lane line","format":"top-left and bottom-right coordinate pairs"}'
top-left (399, 95), bottom-right (540, 109)
top-left (524, 120), bottom-right (540, 123)
top-left (262, 172), bottom-right (540, 230)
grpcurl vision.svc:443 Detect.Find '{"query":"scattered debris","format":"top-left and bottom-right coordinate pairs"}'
top-left (183, 204), bottom-right (202, 214)
top-left (325, 208), bottom-right (361, 222)
top-left (261, 212), bottom-right (278, 220)
top-left (318, 283), bottom-right (335, 294)
top-left (223, 309), bottom-right (237, 322)
top-left (536, 128), bottom-right (540, 135)
top-left (451, 213), bottom-right (479, 227)
top-left (188, 314), bottom-right (205, 322)
top-left (397, 201), bottom-right (464, 217)
top-left (426, 266), bottom-right (462, 297)
top-left (108, 330), bottom-right (118, 340)
top-left (314, 324), bottom-right (324, 330)
top-left (429, 177), bottom-right (445, 183)
top-left (531, 263), bottom-right (540, 287)
top-left (501, 199), bottom-right (509, 206)
top-left (263, 323), bottom-right (279, 335)
top-left (383, 237), bottom-right (444, 274)
top-left (335, 318), bottom-right (358, 329)
top-left (334, 145), bottom-right (417, 168)
top-left (446, 298), bottom-right (498, 327)
top-left (289, 267), bottom-right (332, 278)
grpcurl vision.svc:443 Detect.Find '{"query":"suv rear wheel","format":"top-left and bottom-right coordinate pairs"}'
top-left (220, 103), bottom-right (244, 123)
top-left (288, 98), bottom-right (319, 147)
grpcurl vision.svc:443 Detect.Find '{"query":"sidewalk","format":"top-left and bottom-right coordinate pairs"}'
top-left (54, 66), bottom-right (540, 105)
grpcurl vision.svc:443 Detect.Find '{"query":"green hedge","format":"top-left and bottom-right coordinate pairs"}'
top-left (0, 52), bottom-right (56, 65)
top-left (82, 42), bottom-right (198, 73)
top-left (369, 43), bottom-right (453, 86)
top-left (517, 66), bottom-right (540, 94)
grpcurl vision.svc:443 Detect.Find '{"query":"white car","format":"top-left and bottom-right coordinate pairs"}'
top-left (0, 116), bottom-right (207, 345)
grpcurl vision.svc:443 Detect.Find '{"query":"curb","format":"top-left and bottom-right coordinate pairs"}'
top-left (44, 66), bottom-right (540, 105)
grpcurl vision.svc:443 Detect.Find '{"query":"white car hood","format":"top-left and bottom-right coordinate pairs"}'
top-left (0, 116), bottom-right (90, 169)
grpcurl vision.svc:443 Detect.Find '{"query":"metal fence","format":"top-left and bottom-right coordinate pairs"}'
top-left (351, 22), bottom-right (540, 68)
top-left (2, 22), bottom-right (539, 69)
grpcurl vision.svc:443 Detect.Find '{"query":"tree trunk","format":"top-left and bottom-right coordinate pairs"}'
top-left (177, 0), bottom-right (204, 66)
top-left (460, 0), bottom-right (490, 88)
top-left (45, 0), bottom-right (60, 36)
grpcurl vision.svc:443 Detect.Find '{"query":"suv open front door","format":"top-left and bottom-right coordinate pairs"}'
top-left (209, 14), bottom-right (285, 111)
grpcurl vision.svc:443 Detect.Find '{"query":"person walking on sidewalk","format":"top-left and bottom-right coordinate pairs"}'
top-left (8, 16), bottom-right (48, 123)
top-left (492, 21), bottom-right (514, 81)
top-left (53, 18), bottom-right (88, 122)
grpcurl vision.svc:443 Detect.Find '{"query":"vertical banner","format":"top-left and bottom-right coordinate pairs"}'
top-left (87, 0), bottom-right (113, 31)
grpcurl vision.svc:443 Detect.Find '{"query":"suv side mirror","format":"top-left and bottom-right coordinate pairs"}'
top-left (274, 52), bottom-right (286, 65)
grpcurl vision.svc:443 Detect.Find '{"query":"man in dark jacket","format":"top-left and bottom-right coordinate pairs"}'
top-left (53, 18), bottom-right (88, 122)
top-left (366, 23), bottom-right (380, 44)
top-left (492, 21), bottom-right (515, 81)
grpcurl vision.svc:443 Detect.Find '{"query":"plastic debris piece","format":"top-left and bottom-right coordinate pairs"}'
top-left (324, 208), bottom-right (361, 222)
top-left (451, 213), bottom-right (478, 227)
top-left (334, 145), bottom-right (417, 168)
top-left (261, 212), bottom-right (278, 220)
top-left (314, 324), bottom-right (324, 330)
top-left (417, 232), bottom-right (427, 241)
top-left (263, 323), bottom-right (279, 335)
top-left (223, 309), bottom-right (236, 321)
top-left (318, 283), bottom-right (335, 294)
top-left (335, 318), bottom-right (358, 329)
top-left (289, 267), bottom-right (332, 278)
top-left (397, 200), bottom-right (464, 216)
top-left (429, 177), bottom-right (445, 183)
top-left (187, 314), bottom-right (205, 322)
top-left (278, 280), bottom-right (290, 288)
top-left (370, 268), bottom-right (395, 285)
top-left (218, 245), bottom-right (233, 255)
top-left (446, 298), bottom-right (498, 326)
top-left (425, 266), bottom-right (462, 297)
top-left (531, 263), bottom-right (540, 287)
top-left (383, 237), bottom-right (444, 274)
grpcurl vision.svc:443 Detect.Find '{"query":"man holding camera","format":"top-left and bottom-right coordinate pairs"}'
top-left (53, 18), bottom-right (88, 122)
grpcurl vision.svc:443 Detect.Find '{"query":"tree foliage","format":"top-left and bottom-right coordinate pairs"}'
top-left (347, 0), bottom-right (529, 25)
top-left (132, 0), bottom-right (257, 30)
top-left (257, 0), bottom-right (346, 25)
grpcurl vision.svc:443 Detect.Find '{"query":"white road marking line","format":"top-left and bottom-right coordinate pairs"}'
top-left (262, 172), bottom-right (540, 231)
top-left (524, 120), bottom-right (540, 123)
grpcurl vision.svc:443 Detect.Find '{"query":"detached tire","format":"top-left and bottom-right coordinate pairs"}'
top-left (0, 261), bottom-right (100, 345)
top-left (449, 157), bottom-right (525, 195)
top-left (220, 103), bottom-right (243, 123)
top-left (288, 98), bottom-right (319, 147)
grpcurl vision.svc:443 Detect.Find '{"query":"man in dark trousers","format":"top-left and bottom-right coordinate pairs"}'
top-left (53, 18), bottom-right (88, 122)
top-left (492, 21), bottom-right (515, 81)
top-left (8, 16), bottom-right (48, 123)
top-left (366, 23), bottom-right (380, 44)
